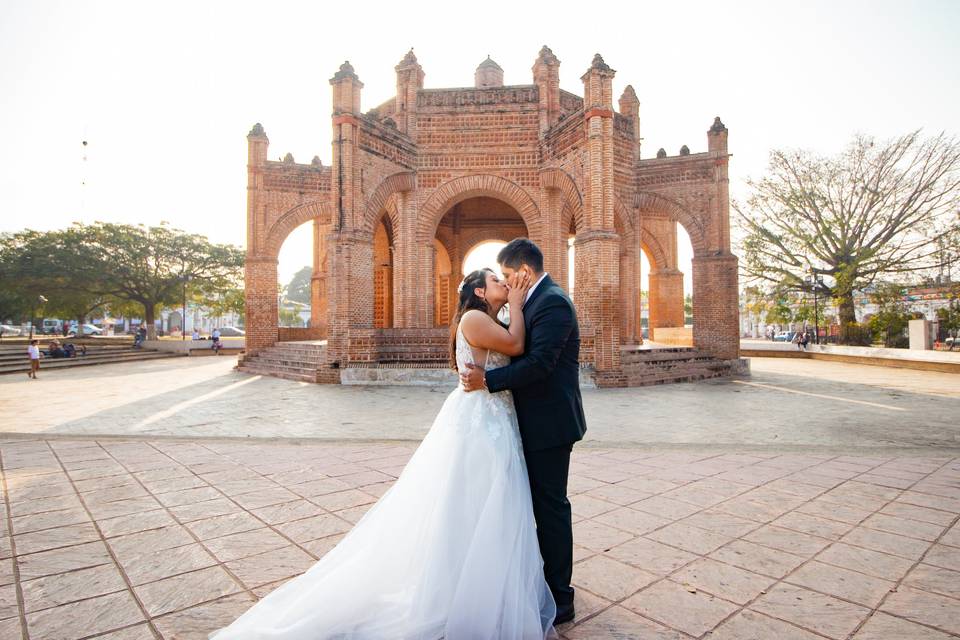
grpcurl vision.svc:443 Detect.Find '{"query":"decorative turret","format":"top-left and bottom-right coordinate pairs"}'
top-left (618, 84), bottom-right (640, 145)
top-left (581, 53), bottom-right (615, 110)
top-left (395, 49), bottom-right (424, 138)
top-left (475, 56), bottom-right (504, 88)
top-left (708, 116), bottom-right (728, 153)
top-left (247, 122), bottom-right (268, 166)
top-left (532, 45), bottom-right (561, 134)
top-left (330, 61), bottom-right (363, 115)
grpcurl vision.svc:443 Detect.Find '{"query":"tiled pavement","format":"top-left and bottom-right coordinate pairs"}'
top-left (0, 440), bottom-right (958, 639)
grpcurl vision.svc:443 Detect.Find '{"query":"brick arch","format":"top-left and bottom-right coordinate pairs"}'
top-left (614, 196), bottom-right (636, 238)
top-left (263, 200), bottom-right (334, 258)
top-left (634, 191), bottom-right (707, 254)
top-left (418, 174), bottom-right (541, 242)
top-left (363, 171), bottom-right (415, 234)
top-left (640, 233), bottom-right (668, 271)
top-left (542, 168), bottom-right (583, 233)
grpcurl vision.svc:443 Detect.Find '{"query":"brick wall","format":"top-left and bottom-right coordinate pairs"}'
top-left (243, 50), bottom-right (739, 383)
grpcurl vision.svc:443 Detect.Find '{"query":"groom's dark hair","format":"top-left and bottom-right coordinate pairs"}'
top-left (497, 238), bottom-right (543, 273)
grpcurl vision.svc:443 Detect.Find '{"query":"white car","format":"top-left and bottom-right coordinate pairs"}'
top-left (0, 324), bottom-right (22, 336)
top-left (67, 323), bottom-right (103, 336)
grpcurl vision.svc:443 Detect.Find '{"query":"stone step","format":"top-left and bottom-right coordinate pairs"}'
top-left (267, 346), bottom-right (327, 355)
top-left (0, 347), bottom-right (136, 361)
top-left (247, 354), bottom-right (326, 367)
top-left (625, 370), bottom-right (728, 386)
top-left (0, 351), bottom-right (180, 374)
top-left (621, 350), bottom-right (705, 364)
top-left (237, 364), bottom-right (318, 383)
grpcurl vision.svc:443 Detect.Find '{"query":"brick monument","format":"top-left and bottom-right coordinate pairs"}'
top-left (242, 48), bottom-right (740, 386)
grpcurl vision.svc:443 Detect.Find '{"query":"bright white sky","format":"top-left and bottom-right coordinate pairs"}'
top-left (2, 1), bottom-right (958, 294)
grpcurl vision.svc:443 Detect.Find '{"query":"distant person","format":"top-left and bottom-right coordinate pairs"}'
top-left (27, 339), bottom-right (41, 379)
top-left (793, 331), bottom-right (804, 351)
top-left (801, 331), bottom-right (811, 349)
top-left (192, 328), bottom-right (200, 340)
top-left (48, 339), bottom-right (66, 358)
top-left (211, 327), bottom-right (222, 354)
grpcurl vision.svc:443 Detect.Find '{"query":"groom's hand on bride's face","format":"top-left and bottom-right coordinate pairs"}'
top-left (460, 363), bottom-right (486, 392)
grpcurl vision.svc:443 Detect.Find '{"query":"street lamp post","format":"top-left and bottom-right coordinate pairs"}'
top-left (180, 275), bottom-right (192, 341)
top-left (805, 269), bottom-right (825, 345)
top-left (29, 295), bottom-right (48, 340)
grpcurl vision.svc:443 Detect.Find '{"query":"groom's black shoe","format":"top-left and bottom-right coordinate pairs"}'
top-left (554, 604), bottom-right (575, 625)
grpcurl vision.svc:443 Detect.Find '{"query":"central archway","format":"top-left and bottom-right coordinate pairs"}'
top-left (432, 196), bottom-right (528, 326)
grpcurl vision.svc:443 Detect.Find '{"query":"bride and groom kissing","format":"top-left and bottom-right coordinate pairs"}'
top-left (211, 238), bottom-right (587, 639)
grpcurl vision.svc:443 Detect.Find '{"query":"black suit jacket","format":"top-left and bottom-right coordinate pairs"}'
top-left (485, 274), bottom-right (587, 453)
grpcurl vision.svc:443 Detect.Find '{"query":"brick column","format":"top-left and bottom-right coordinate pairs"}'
top-left (310, 219), bottom-right (328, 336)
top-left (533, 46), bottom-right (561, 135)
top-left (327, 61), bottom-right (372, 365)
top-left (394, 50), bottom-right (423, 141)
top-left (538, 173), bottom-right (565, 280)
top-left (579, 54), bottom-right (621, 375)
top-left (692, 254), bottom-right (739, 359)
top-left (394, 190), bottom-right (419, 328)
top-left (244, 256), bottom-right (278, 353)
top-left (325, 229), bottom-right (374, 364)
top-left (243, 123), bottom-right (273, 353)
top-left (648, 268), bottom-right (685, 339)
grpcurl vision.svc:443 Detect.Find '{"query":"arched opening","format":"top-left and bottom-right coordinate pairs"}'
top-left (462, 241), bottom-right (507, 276)
top-left (677, 223), bottom-right (694, 330)
top-left (434, 240), bottom-right (453, 326)
top-left (277, 220), bottom-right (315, 328)
top-left (373, 215), bottom-right (395, 328)
top-left (642, 218), bottom-right (692, 346)
top-left (432, 196), bottom-right (528, 326)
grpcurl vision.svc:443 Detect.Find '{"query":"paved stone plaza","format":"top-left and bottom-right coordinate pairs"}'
top-left (0, 358), bottom-right (959, 639)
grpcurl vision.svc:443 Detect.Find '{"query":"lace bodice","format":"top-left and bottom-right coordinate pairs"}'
top-left (455, 323), bottom-right (511, 372)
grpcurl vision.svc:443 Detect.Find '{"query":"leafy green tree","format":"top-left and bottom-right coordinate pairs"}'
top-left (0, 230), bottom-right (105, 330)
top-left (936, 286), bottom-right (960, 350)
top-left (737, 131), bottom-right (960, 328)
top-left (283, 266), bottom-right (313, 305)
top-left (867, 283), bottom-right (912, 347)
top-left (204, 288), bottom-right (245, 325)
top-left (1, 223), bottom-right (244, 339)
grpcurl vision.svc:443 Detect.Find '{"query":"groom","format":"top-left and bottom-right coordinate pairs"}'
top-left (461, 237), bottom-right (587, 625)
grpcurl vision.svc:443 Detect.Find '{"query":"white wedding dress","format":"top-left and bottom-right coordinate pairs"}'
top-left (209, 324), bottom-right (556, 639)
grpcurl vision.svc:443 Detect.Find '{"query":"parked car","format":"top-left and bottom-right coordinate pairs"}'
top-left (67, 323), bottom-right (103, 337)
top-left (42, 318), bottom-right (64, 334)
top-left (216, 326), bottom-right (245, 337)
top-left (0, 324), bottom-right (22, 336)
top-left (773, 331), bottom-right (797, 343)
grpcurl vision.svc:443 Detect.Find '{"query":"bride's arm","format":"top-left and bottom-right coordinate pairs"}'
top-left (460, 273), bottom-right (529, 356)
top-left (460, 306), bottom-right (525, 357)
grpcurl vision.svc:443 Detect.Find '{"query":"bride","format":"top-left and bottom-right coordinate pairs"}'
top-left (209, 267), bottom-right (557, 640)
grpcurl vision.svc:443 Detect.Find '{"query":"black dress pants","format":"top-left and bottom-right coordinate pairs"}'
top-left (524, 443), bottom-right (575, 608)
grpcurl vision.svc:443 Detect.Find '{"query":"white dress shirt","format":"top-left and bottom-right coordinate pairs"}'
top-left (524, 272), bottom-right (549, 306)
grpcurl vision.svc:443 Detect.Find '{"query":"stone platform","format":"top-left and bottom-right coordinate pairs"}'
top-left (1, 440), bottom-right (958, 639)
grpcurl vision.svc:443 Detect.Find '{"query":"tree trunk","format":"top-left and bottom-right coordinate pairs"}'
top-left (144, 302), bottom-right (157, 340)
top-left (837, 292), bottom-right (857, 326)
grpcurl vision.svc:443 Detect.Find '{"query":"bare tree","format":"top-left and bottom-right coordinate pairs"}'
top-left (736, 131), bottom-right (960, 326)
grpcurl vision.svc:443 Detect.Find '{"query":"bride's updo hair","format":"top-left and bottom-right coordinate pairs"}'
top-left (449, 268), bottom-right (492, 371)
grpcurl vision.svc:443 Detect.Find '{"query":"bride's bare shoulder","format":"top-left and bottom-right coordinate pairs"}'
top-left (459, 309), bottom-right (496, 339)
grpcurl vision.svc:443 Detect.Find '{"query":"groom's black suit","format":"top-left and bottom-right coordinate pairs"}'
top-left (485, 274), bottom-right (586, 609)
